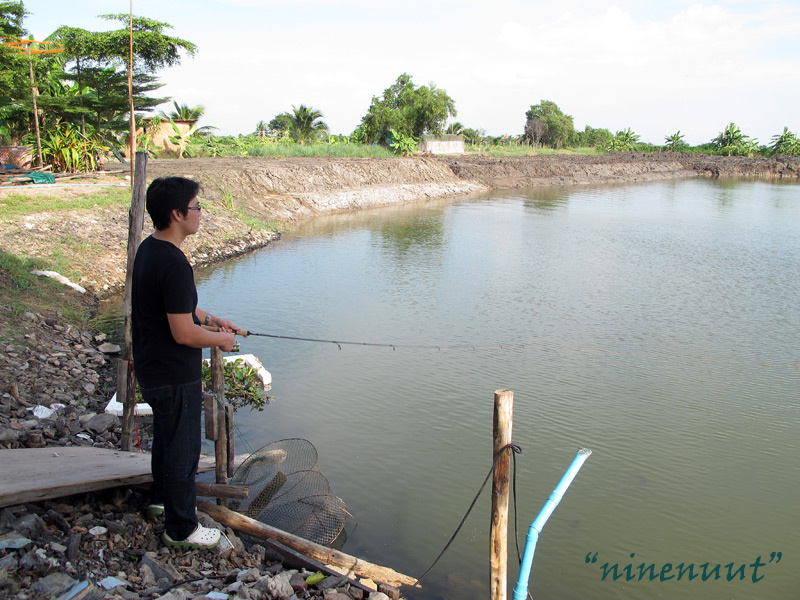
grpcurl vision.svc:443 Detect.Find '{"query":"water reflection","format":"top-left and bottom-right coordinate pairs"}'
top-left (379, 215), bottom-right (445, 255)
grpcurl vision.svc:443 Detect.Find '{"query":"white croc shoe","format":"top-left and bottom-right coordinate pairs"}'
top-left (162, 524), bottom-right (221, 549)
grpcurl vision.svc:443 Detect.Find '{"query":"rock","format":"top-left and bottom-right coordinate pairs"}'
top-left (141, 553), bottom-right (181, 583)
top-left (0, 427), bottom-right (19, 443)
top-left (30, 572), bottom-right (77, 598)
top-left (98, 342), bottom-right (121, 354)
top-left (11, 513), bottom-right (45, 539)
top-left (45, 509), bottom-right (71, 534)
top-left (253, 571), bottom-right (294, 598)
top-left (84, 412), bottom-right (117, 433)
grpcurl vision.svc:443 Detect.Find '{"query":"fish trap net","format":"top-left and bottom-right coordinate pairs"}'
top-left (229, 438), bottom-right (348, 548)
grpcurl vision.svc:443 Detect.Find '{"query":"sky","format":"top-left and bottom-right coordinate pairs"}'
top-left (20, 0), bottom-right (800, 146)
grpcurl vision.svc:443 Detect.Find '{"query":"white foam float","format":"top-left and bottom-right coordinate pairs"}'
top-left (104, 353), bottom-right (271, 416)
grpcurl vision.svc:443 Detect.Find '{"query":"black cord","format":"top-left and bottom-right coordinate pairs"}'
top-left (400, 443), bottom-right (523, 595)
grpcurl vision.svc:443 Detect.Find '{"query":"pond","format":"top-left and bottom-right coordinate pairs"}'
top-left (188, 177), bottom-right (799, 599)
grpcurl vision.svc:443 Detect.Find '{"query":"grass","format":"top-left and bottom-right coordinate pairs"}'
top-left (464, 144), bottom-right (608, 157)
top-left (246, 143), bottom-right (394, 158)
top-left (0, 186), bottom-right (131, 218)
top-left (0, 250), bottom-right (90, 337)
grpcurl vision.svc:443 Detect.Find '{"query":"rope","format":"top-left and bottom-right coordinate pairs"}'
top-left (242, 331), bottom-right (798, 369)
top-left (212, 391), bottom-right (256, 456)
top-left (400, 443), bottom-right (523, 595)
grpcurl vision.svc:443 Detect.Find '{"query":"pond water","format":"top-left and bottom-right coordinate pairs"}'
top-left (187, 178), bottom-right (798, 599)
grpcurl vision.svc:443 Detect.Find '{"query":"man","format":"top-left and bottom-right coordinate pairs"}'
top-left (132, 176), bottom-right (238, 549)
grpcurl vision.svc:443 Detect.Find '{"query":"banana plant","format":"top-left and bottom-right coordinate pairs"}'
top-left (664, 131), bottom-right (687, 150)
top-left (168, 119), bottom-right (197, 159)
top-left (770, 127), bottom-right (800, 156)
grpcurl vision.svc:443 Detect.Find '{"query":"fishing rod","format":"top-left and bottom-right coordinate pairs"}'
top-left (202, 325), bottom-right (800, 368)
top-left (206, 325), bottom-right (524, 351)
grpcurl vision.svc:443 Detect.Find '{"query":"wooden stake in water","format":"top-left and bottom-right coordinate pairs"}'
top-left (491, 389), bottom-right (514, 600)
top-left (210, 346), bottom-right (229, 499)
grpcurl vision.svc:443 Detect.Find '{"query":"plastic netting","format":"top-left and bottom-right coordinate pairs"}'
top-left (229, 438), bottom-right (348, 547)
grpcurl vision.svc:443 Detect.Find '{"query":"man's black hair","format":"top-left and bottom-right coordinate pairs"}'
top-left (146, 177), bottom-right (201, 230)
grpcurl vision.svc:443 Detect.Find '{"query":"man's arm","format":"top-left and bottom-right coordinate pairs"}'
top-left (194, 308), bottom-right (239, 332)
top-left (167, 313), bottom-right (237, 351)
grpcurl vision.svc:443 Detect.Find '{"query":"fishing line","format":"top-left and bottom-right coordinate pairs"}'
top-left (232, 329), bottom-right (799, 370)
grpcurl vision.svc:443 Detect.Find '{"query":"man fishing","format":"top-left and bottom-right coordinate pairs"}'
top-left (132, 176), bottom-right (238, 549)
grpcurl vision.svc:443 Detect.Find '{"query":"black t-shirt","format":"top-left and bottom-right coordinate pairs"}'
top-left (132, 235), bottom-right (201, 388)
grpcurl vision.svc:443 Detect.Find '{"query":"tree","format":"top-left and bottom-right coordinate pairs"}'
top-left (43, 17), bottom-right (195, 153)
top-left (461, 127), bottom-right (485, 146)
top-left (770, 126), bottom-right (800, 156)
top-left (607, 128), bottom-right (640, 151)
top-left (268, 112), bottom-right (293, 133)
top-left (575, 125), bottom-right (613, 149)
top-left (711, 122), bottom-right (757, 156)
top-left (445, 121), bottom-right (464, 135)
top-left (161, 100), bottom-right (204, 121)
top-left (664, 130), bottom-right (687, 151)
top-left (0, 1), bottom-right (26, 38)
top-left (524, 100), bottom-right (575, 148)
top-left (356, 73), bottom-right (456, 145)
top-left (254, 120), bottom-right (268, 137)
top-left (289, 104), bottom-right (327, 144)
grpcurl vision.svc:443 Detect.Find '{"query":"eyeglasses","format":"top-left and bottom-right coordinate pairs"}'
top-left (187, 203), bottom-right (202, 211)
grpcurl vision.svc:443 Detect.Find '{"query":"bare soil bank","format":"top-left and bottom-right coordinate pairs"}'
top-left (438, 153), bottom-right (800, 188)
top-left (146, 156), bottom-right (487, 225)
top-left (146, 153), bottom-right (800, 224)
top-left (4, 153), bottom-right (796, 296)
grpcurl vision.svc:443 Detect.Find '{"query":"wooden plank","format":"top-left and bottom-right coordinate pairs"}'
top-left (0, 447), bottom-right (214, 508)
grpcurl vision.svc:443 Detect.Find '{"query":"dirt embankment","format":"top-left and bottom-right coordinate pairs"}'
top-left (146, 156), bottom-right (488, 225)
top-left (2, 153), bottom-right (798, 296)
top-left (439, 153), bottom-right (800, 188)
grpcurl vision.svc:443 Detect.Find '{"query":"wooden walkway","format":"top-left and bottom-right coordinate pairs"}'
top-left (0, 447), bottom-right (215, 508)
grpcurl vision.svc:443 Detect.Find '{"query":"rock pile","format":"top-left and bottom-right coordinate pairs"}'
top-left (0, 314), bottom-right (402, 599)
top-left (0, 487), bottom-right (395, 600)
top-left (0, 312), bottom-right (121, 450)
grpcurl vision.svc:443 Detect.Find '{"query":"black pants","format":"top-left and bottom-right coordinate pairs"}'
top-left (143, 379), bottom-right (202, 540)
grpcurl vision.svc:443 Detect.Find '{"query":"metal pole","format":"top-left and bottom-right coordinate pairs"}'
top-left (512, 448), bottom-right (592, 600)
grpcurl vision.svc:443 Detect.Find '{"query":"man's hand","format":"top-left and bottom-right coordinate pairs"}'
top-left (217, 329), bottom-right (237, 352)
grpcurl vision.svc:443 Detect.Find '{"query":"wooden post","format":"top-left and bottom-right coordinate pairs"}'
top-left (119, 152), bottom-right (148, 451)
top-left (226, 403), bottom-right (235, 479)
top-left (210, 346), bottom-right (228, 496)
top-left (490, 389), bottom-right (514, 600)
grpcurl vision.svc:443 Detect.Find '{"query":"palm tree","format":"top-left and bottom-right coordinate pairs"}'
top-left (289, 104), bottom-right (328, 144)
top-left (161, 100), bottom-right (205, 121)
top-left (445, 121), bottom-right (464, 135)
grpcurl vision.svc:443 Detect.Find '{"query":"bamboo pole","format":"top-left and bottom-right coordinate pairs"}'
top-left (196, 500), bottom-right (418, 588)
top-left (490, 389), bottom-right (514, 600)
top-left (127, 0), bottom-right (136, 182)
top-left (119, 152), bottom-right (148, 451)
top-left (26, 50), bottom-right (43, 169)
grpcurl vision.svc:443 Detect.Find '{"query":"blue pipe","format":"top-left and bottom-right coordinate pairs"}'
top-left (512, 447), bottom-right (592, 600)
